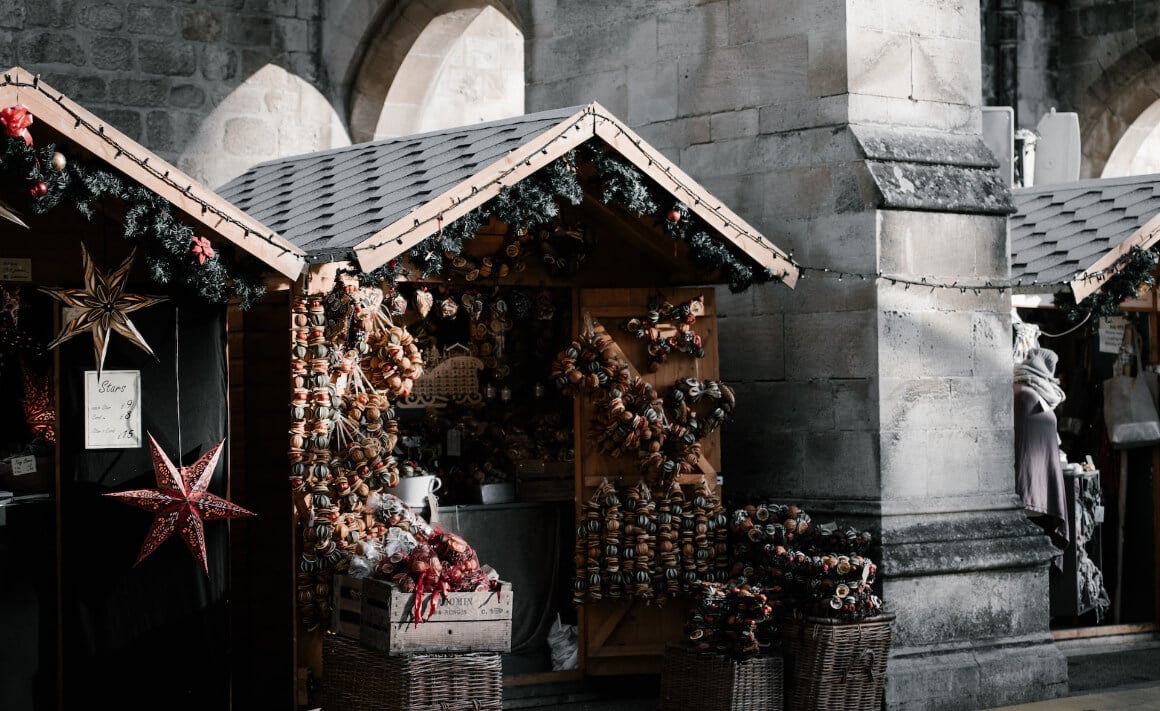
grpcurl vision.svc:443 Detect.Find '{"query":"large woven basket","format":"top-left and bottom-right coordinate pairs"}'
top-left (782, 614), bottom-right (895, 711)
top-left (322, 634), bottom-right (502, 711)
top-left (658, 643), bottom-right (784, 711)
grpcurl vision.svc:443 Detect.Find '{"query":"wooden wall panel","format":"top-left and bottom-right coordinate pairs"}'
top-left (229, 291), bottom-right (297, 710)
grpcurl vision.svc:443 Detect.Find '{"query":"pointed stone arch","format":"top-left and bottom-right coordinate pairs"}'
top-left (179, 63), bottom-right (351, 190)
top-left (347, 0), bottom-right (525, 143)
top-left (1076, 39), bottom-right (1160, 178)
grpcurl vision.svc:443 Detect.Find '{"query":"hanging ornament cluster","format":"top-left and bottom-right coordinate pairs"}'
top-left (366, 324), bottom-right (424, 400)
top-left (621, 295), bottom-right (706, 372)
top-left (683, 579), bottom-right (774, 657)
top-left (551, 327), bottom-right (733, 489)
top-left (341, 494), bottom-right (501, 627)
top-left (572, 476), bottom-right (727, 605)
top-left (104, 434), bottom-right (255, 575)
top-left (0, 107), bottom-right (266, 308)
top-left (727, 503), bottom-right (882, 622)
top-left (436, 223), bottom-right (592, 284)
top-left (39, 243), bottom-right (166, 375)
top-left (289, 285), bottom-right (438, 630)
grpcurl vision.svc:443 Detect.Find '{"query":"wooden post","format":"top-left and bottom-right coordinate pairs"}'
top-left (1113, 449), bottom-right (1128, 624)
top-left (1152, 293), bottom-right (1160, 628)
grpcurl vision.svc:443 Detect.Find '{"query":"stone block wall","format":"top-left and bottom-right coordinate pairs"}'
top-left (977, 0), bottom-right (1160, 176)
top-left (524, 3), bottom-right (1067, 708)
top-left (4, 1), bottom-right (1076, 706)
top-left (0, 0), bottom-right (340, 188)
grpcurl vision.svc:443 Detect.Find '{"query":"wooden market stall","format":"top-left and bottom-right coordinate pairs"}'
top-left (1010, 173), bottom-right (1160, 638)
top-left (0, 68), bottom-right (307, 710)
top-left (218, 102), bottom-right (800, 704)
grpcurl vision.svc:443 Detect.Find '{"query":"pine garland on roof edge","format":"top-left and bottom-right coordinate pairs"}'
top-left (0, 135), bottom-right (267, 309)
top-left (357, 141), bottom-right (776, 293)
top-left (1056, 246), bottom-right (1159, 324)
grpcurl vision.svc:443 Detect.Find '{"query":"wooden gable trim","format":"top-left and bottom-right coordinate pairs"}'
top-left (588, 104), bottom-right (798, 287)
top-left (1070, 211), bottom-right (1160, 302)
top-left (351, 102), bottom-right (800, 289)
top-left (0, 68), bottom-right (306, 281)
top-left (352, 105), bottom-right (596, 273)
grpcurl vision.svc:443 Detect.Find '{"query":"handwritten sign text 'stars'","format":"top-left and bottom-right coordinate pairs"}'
top-left (85, 370), bottom-right (142, 449)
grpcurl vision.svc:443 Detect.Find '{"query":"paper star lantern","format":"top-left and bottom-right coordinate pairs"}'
top-left (40, 243), bottom-right (167, 375)
top-left (105, 433), bottom-right (255, 574)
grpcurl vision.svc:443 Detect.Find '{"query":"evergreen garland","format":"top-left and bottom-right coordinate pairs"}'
top-left (359, 141), bottom-right (777, 292)
top-left (1057, 246), bottom-right (1158, 323)
top-left (579, 142), bottom-right (774, 292)
top-left (0, 135), bottom-right (267, 309)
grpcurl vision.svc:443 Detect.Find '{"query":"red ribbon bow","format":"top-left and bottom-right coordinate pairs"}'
top-left (0, 105), bottom-right (33, 145)
top-left (412, 573), bottom-right (451, 628)
top-left (191, 235), bottom-right (216, 265)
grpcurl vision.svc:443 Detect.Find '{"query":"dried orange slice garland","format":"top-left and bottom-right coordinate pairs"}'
top-left (620, 295), bottom-right (707, 372)
top-left (550, 329), bottom-right (733, 490)
top-left (572, 476), bottom-right (727, 605)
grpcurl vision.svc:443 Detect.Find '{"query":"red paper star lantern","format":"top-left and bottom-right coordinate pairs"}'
top-left (105, 433), bottom-right (255, 574)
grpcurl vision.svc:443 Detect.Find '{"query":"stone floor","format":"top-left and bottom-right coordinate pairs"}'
top-left (501, 636), bottom-right (1160, 710)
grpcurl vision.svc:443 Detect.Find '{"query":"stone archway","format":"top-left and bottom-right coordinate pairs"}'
top-left (178, 63), bottom-right (351, 190)
top-left (346, 0), bottom-right (524, 143)
top-left (1075, 38), bottom-right (1160, 178)
top-left (1102, 98), bottom-right (1160, 177)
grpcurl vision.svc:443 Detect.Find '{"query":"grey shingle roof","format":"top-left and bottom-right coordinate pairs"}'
top-left (1010, 172), bottom-right (1160, 288)
top-left (218, 106), bottom-right (584, 262)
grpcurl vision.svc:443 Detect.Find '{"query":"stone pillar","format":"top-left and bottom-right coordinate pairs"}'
top-left (522, 1), bottom-right (1066, 708)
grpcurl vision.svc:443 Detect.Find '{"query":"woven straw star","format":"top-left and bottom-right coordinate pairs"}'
top-left (40, 243), bottom-right (167, 375)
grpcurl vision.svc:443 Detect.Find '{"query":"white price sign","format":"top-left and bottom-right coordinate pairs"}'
top-left (10, 455), bottom-right (36, 475)
top-left (84, 370), bottom-right (142, 449)
top-left (1098, 316), bottom-right (1129, 354)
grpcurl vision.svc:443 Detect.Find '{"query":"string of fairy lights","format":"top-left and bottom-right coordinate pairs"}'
top-left (1, 74), bottom-right (1151, 303)
top-left (0, 73), bottom-right (296, 258)
top-left (354, 104), bottom-right (1146, 298)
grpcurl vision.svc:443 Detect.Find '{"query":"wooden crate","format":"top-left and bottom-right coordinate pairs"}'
top-left (333, 575), bottom-right (513, 655)
top-left (516, 459), bottom-right (574, 502)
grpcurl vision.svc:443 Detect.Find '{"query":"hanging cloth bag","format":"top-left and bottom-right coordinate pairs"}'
top-left (1103, 324), bottom-right (1160, 449)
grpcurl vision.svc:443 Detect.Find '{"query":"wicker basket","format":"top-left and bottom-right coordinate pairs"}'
top-left (321, 634), bottom-right (502, 711)
top-left (659, 643), bottom-right (784, 711)
top-left (782, 614), bottom-right (895, 711)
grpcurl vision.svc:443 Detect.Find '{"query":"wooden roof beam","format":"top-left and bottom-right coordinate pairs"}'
top-left (0, 67), bottom-right (306, 281)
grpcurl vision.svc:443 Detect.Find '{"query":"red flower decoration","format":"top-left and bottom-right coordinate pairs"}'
top-left (0, 105), bottom-right (34, 146)
top-left (190, 235), bottom-right (215, 265)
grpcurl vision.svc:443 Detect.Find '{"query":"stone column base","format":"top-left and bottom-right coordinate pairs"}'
top-left (886, 632), bottom-right (1067, 710)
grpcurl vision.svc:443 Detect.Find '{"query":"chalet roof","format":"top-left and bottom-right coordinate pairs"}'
top-left (0, 67), bottom-right (306, 280)
top-left (1011, 172), bottom-right (1160, 300)
top-left (219, 103), bottom-right (798, 286)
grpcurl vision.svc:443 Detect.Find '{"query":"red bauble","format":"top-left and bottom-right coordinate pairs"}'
top-left (29, 181), bottom-right (46, 197)
top-left (666, 209), bottom-right (681, 224)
